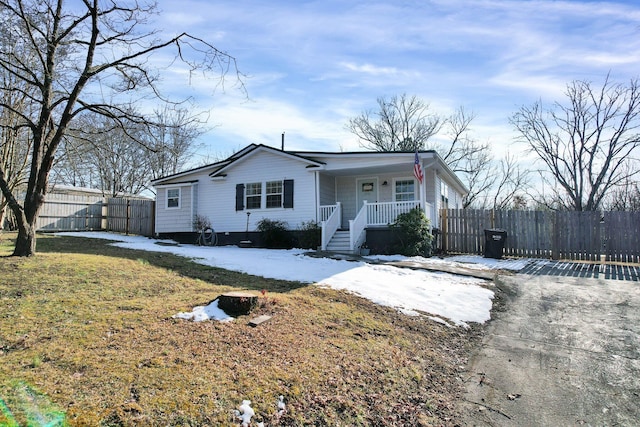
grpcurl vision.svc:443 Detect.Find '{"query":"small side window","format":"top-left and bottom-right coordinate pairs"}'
top-left (167, 188), bottom-right (180, 208)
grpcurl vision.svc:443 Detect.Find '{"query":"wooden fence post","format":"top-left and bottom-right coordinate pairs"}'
top-left (551, 211), bottom-right (559, 260)
top-left (441, 209), bottom-right (448, 253)
top-left (125, 199), bottom-right (131, 235)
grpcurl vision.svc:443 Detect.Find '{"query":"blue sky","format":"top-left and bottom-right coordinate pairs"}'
top-left (152, 0), bottom-right (640, 165)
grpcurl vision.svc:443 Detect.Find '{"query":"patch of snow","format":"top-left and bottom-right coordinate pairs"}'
top-left (56, 232), bottom-right (502, 326)
top-left (428, 316), bottom-right (454, 328)
top-left (446, 255), bottom-right (531, 271)
top-left (371, 254), bottom-right (530, 271)
top-left (236, 400), bottom-right (254, 427)
top-left (173, 299), bottom-right (234, 322)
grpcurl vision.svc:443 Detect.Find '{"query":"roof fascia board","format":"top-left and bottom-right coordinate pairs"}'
top-left (151, 161), bottom-right (230, 185)
top-left (153, 180), bottom-right (199, 189)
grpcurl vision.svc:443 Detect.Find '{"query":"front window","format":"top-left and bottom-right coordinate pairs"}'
top-left (395, 179), bottom-right (415, 201)
top-left (266, 180), bottom-right (283, 208)
top-left (166, 188), bottom-right (180, 208)
top-left (246, 183), bottom-right (262, 209)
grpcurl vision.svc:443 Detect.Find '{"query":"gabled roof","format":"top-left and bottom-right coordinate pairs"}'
top-left (151, 143), bottom-right (468, 195)
top-left (208, 144), bottom-right (325, 178)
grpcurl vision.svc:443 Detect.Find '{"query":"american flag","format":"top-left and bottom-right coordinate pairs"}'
top-left (413, 150), bottom-right (423, 184)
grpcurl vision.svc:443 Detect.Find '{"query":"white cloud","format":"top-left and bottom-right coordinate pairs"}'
top-left (143, 0), bottom-right (640, 182)
top-left (205, 96), bottom-right (353, 152)
top-left (340, 62), bottom-right (402, 77)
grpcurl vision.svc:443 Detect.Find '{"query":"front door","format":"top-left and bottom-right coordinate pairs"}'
top-left (356, 177), bottom-right (378, 216)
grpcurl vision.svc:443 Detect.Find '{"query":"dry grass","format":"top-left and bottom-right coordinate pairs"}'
top-left (0, 232), bottom-right (482, 426)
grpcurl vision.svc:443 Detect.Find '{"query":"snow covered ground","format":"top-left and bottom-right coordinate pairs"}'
top-left (56, 232), bottom-right (528, 327)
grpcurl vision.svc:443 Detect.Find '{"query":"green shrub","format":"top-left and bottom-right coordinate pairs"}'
top-left (297, 220), bottom-right (321, 249)
top-left (390, 207), bottom-right (433, 256)
top-left (256, 218), bottom-right (291, 248)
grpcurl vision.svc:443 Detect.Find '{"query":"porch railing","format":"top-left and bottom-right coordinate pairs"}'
top-left (366, 200), bottom-right (427, 226)
top-left (320, 202), bottom-right (341, 251)
top-left (318, 200), bottom-right (433, 252)
top-left (349, 202), bottom-right (368, 252)
top-left (319, 204), bottom-right (337, 222)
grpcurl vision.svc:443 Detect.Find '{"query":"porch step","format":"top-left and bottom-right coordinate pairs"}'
top-left (326, 230), bottom-right (353, 253)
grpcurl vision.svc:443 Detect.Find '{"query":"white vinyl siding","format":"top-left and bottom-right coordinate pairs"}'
top-left (155, 183), bottom-right (195, 233)
top-left (199, 150), bottom-right (316, 232)
top-left (318, 174), bottom-right (336, 206)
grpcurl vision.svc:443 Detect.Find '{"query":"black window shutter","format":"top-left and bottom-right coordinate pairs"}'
top-left (283, 179), bottom-right (294, 208)
top-left (235, 184), bottom-right (245, 211)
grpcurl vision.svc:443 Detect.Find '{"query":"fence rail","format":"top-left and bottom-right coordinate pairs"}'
top-left (36, 195), bottom-right (155, 237)
top-left (440, 209), bottom-right (640, 263)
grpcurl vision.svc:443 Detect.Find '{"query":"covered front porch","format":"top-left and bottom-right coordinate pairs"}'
top-left (307, 150), bottom-right (448, 254)
top-left (319, 200), bottom-right (434, 253)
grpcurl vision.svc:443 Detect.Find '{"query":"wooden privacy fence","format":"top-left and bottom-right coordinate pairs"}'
top-left (106, 198), bottom-right (155, 237)
top-left (440, 209), bottom-right (640, 263)
top-left (36, 193), bottom-right (106, 232)
top-left (36, 195), bottom-right (155, 237)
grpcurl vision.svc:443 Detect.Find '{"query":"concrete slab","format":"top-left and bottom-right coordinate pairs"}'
top-left (460, 274), bottom-right (640, 426)
top-left (248, 315), bottom-right (272, 327)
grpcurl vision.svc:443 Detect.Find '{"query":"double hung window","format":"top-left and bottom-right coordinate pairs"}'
top-left (266, 181), bottom-right (283, 208)
top-left (245, 183), bottom-right (262, 209)
top-left (166, 188), bottom-right (180, 208)
top-left (395, 179), bottom-right (415, 202)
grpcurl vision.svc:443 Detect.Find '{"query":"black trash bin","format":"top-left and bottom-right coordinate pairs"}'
top-left (484, 229), bottom-right (507, 259)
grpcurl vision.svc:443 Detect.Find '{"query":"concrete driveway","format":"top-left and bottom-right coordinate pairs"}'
top-left (460, 270), bottom-right (640, 426)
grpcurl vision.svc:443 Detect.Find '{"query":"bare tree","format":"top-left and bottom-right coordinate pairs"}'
top-left (348, 99), bottom-right (531, 208)
top-left (605, 181), bottom-right (640, 211)
top-left (347, 93), bottom-right (443, 151)
top-left (511, 76), bottom-right (640, 211)
top-left (145, 106), bottom-right (206, 183)
top-left (427, 107), bottom-right (502, 208)
top-left (0, 84), bottom-right (31, 230)
top-left (0, 0), bottom-right (242, 256)
top-left (0, 8), bottom-right (33, 230)
top-left (54, 105), bottom-right (204, 196)
top-left (56, 112), bottom-right (151, 196)
top-left (437, 107), bottom-right (480, 166)
top-left (491, 154), bottom-right (531, 210)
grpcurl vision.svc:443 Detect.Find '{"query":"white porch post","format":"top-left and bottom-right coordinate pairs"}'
top-left (419, 165), bottom-right (425, 213)
top-left (315, 170), bottom-right (320, 222)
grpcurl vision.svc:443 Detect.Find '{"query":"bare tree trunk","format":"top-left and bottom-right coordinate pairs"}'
top-left (0, 196), bottom-right (5, 232)
top-left (9, 192), bottom-right (41, 256)
top-left (13, 221), bottom-right (36, 256)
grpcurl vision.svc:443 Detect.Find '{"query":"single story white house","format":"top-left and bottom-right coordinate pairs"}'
top-left (151, 144), bottom-right (467, 253)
